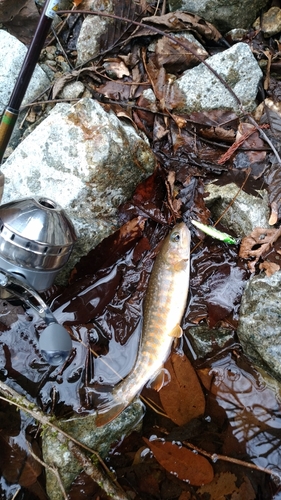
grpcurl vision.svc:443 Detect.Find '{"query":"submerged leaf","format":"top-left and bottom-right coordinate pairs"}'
top-left (160, 353), bottom-right (205, 426)
top-left (143, 438), bottom-right (214, 486)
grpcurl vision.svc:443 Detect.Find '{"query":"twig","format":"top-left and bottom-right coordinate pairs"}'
top-left (182, 440), bottom-right (281, 480)
top-left (56, 9), bottom-right (281, 167)
top-left (57, 9), bottom-right (244, 109)
top-left (248, 115), bottom-right (281, 164)
top-left (27, 444), bottom-right (67, 500)
top-left (69, 442), bottom-right (129, 500)
top-left (0, 380), bottom-right (129, 500)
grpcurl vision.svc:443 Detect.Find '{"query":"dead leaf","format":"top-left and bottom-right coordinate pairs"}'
top-left (2, 0), bottom-right (40, 44)
top-left (265, 158), bottom-right (281, 223)
top-left (239, 226), bottom-right (281, 272)
top-left (0, 0), bottom-right (27, 22)
top-left (142, 11), bottom-right (222, 43)
top-left (146, 58), bottom-right (186, 110)
top-left (259, 260), bottom-right (280, 276)
top-left (264, 98), bottom-right (281, 137)
top-left (152, 35), bottom-right (208, 74)
top-left (218, 123), bottom-right (267, 165)
top-left (197, 472), bottom-right (238, 499)
top-left (103, 58), bottom-right (130, 78)
top-left (143, 438), bottom-right (214, 486)
top-left (160, 353), bottom-right (205, 426)
top-left (199, 126), bottom-right (236, 143)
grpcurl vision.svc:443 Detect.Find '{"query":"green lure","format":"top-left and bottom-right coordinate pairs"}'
top-left (191, 219), bottom-right (237, 245)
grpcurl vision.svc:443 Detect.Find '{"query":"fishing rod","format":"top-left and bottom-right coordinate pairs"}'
top-left (0, 0), bottom-right (61, 197)
top-left (0, 0), bottom-right (76, 365)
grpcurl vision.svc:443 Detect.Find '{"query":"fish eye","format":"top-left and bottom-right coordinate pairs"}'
top-left (171, 232), bottom-right (180, 242)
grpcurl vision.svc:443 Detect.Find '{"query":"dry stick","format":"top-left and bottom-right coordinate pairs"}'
top-left (27, 444), bottom-right (68, 500)
top-left (181, 439), bottom-right (280, 480)
top-left (0, 381), bottom-right (129, 500)
top-left (57, 9), bottom-right (281, 166)
top-left (58, 9), bottom-right (242, 106)
top-left (68, 442), bottom-right (130, 499)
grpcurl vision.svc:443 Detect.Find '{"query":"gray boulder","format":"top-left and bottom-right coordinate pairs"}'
top-left (0, 30), bottom-right (50, 114)
top-left (237, 271), bottom-right (281, 381)
top-left (1, 98), bottom-right (156, 278)
top-left (205, 182), bottom-right (270, 238)
top-left (168, 0), bottom-right (269, 33)
top-left (174, 42), bottom-right (262, 114)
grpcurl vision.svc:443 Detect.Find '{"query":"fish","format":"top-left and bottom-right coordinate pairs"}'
top-left (95, 222), bottom-right (191, 427)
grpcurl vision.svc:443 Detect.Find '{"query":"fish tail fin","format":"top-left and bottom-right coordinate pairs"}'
top-left (95, 400), bottom-right (128, 427)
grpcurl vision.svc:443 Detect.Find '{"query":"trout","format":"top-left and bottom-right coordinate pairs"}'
top-left (95, 222), bottom-right (191, 426)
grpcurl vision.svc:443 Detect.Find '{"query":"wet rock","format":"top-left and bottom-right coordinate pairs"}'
top-left (0, 30), bottom-right (50, 114)
top-left (253, 7), bottom-right (281, 38)
top-left (0, 30), bottom-right (50, 153)
top-left (76, 0), bottom-right (114, 66)
top-left (42, 399), bottom-right (143, 500)
top-left (187, 325), bottom-right (235, 358)
top-left (237, 271), bottom-right (281, 381)
top-left (168, 0), bottom-right (268, 33)
top-left (60, 81), bottom-right (85, 99)
top-left (173, 43), bottom-right (262, 114)
top-left (1, 98), bottom-right (156, 281)
top-left (204, 182), bottom-right (270, 238)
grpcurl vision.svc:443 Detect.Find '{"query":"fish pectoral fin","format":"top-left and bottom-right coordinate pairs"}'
top-left (95, 401), bottom-right (128, 427)
top-left (148, 368), bottom-right (171, 392)
top-left (169, 324), bottom-right (183, 338)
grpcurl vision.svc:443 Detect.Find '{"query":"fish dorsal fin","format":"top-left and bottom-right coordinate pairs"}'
top-left (169, 324), bottom-right (183, 338)
top-left (148, 368), bottom-right (171, 392)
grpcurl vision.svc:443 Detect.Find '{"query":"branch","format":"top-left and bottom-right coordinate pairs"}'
top-left (0, 381), bottom-right (130, 500)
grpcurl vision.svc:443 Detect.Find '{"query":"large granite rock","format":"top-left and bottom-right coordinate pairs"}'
top-left (237, 271), bottom-right (281, 381)
top-left (1, 98), bottom-right (156, 278)
top-left (168, 0), bottom-right (269, 33)
top-left (0, 30), bottom-right (50, 114)
top-left (174, 42), bottom-right (262, 114)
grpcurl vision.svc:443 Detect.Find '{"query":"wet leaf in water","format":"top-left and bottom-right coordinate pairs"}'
top-left (143, 438), bottom-right (214, 485)
top-left (0, 437), bottom-right (42, 488)
top-left (197, 472), bottom-right (256, 500)
top-left (197, 352), bottom-right (281, 477)
top-left (160, 352), bottom-right (205, 426)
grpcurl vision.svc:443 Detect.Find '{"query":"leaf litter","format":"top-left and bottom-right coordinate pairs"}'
top-left (2, 1), bottom-right (281, 499)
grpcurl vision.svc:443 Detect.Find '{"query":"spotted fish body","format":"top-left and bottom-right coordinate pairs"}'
top-left (96, 222), bottom-right (191, 426)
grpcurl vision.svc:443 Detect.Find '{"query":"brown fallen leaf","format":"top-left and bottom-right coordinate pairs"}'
top-left (259, 260), bottom-right (280, 276)
top-left (199, 126), bottom-right (236, 143)
top-left (197, 472), bottom-right (256, 500)
top-left (160, 352), bottom-right (205, 426)
top-left (239, 226), bottom-right (281, 272)
top-left (143, 438), bottom-right (214, 486)
top-left (197, 472), bottom-right (238, 499)
top-left (265, 159), bottom-right (281, 223)
top-left (1, 0), bottom-right (40, 44)
top-left (142, 11), bottom-right (222, 43)
top-left (152, 35), bottom-right (208, 74)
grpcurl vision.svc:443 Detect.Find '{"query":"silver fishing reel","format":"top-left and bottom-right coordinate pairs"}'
top-left (0, 197), bottom-right (76, 365)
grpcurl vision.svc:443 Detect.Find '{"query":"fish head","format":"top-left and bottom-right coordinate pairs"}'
top-left (163, 222), bottom-right (190, 267)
